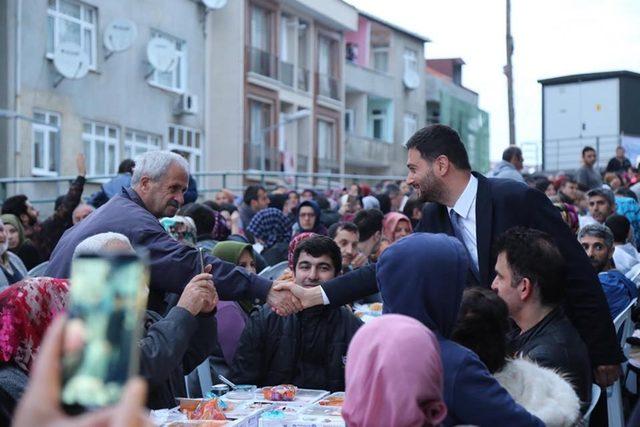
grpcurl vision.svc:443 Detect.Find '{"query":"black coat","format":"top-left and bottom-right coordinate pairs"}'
top-left (230, 305), bottom-right (362, 392)
top-left (320, 173), bottom-right (622, 366)
top-left (508, 307), bottom-right (592, 409)
top-left (140, 306), bottom-right (218, 409)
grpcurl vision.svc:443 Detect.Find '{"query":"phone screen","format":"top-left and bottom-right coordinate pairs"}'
top-left (61, 253), bottom-right (149, 412)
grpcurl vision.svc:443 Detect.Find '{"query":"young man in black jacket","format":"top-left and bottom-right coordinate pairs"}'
top-left (230, 236), bottom-right (362, 392)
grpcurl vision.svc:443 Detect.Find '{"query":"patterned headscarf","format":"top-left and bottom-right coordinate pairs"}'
top-left (0, 277), bottom-right (70, 371)
top-left (287, 232), bottom-right (318, 271)
top-left (160, 215), bottom-right (197, 247)
top-left (211, 210), bottom-right (231, 241)
top-left (553, 202), bottom-right (579, 235)
top-left (247, 208), bottom-right (291, 249)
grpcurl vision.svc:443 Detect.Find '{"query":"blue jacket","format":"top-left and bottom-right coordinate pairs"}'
top-left (377, 233), bottom-right (543, 427)
top-left (46, 188), bottom-right (271, 312)
top-left (87, 173), bottom-right (132, 208)
top-left (599, 269), bottom-right (638, 318)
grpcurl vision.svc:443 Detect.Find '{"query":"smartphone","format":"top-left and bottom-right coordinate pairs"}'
top-left (198, 247), bottom-right (206, 273)
top-left (61, 253), bottom-right (149, 414)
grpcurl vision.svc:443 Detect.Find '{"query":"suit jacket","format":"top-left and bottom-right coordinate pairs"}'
top-left (321, 173), bottom-right (622, 366)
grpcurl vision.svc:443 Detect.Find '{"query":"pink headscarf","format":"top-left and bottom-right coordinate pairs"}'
top-left (342, 314), bottom-right (447, 427)
top-left (382, 212), bottom-right (413, 242)
top-left (0, 277), bottom-right (69, 371)
top-left (287, 232), bottom-right (318, 271)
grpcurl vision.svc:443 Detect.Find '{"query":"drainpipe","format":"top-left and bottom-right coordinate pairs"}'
top-left (14, 0), bottom-right (22, 179)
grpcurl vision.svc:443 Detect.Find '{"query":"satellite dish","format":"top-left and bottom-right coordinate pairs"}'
top-left (202, 0), bottom-right (228, 9)
top-left (53, 42), bottom-right (90, 79)
top-left (104, 19), bottom-right (138, 52)
top-left (403, 70), bottom-right (420, 90)
top-left (146, 37), bottom-right (178, 73)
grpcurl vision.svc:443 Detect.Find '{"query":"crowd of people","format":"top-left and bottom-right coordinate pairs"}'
top-left (1, 124), bottom-right (640, 426)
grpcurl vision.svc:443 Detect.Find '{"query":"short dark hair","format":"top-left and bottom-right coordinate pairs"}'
top-left (2, 195), bottom-right (29, 218)
top-left (587, 188), bottom-right (615, 206)
top-left (402, 197), bottom-right (424, 219)
top-left (293, 235), bottom-right (342, 277)
top-left (494, 227), bottom-right (566, 306)
top-left (218, 203), bottom-right (238, 215)
top-left (451, 288), bottom-right (510, 373)
top-left (375, 194), bottom-right (391, 214)
top-left (316, 195), bottom-right (330, 210)
top-left (582, 146), bottom-right (596, 156)
top-left (181, 203), bottom-right (216, 236)
top-left (118, 159), bottom-right (135, 174)
top-left (353, 209), bottom-right (384, 242)
top-left (384, 183), bottom-right (401, 197)
top-left (328, 221), bottom-right (359, 239)
top-left (243, 185), bottom-right (265, 205)
top-left (533, 177), bottom-right (552, 194)
top-left (202, 200), bottom-right (221, 211)
top-left (502, 146), bottom-right (522, 162)
top-left (405, 124), bottom-right (471, 171)
top-left (561, 175), bottom-right (577, 185)
top-left (615, 188), bottom-right (638, 202)
top-left (605, 215), bottom-right (631, 244)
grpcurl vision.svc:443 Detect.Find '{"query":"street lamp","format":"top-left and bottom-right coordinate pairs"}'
top-left (258, 109), bottom-right (310, 172)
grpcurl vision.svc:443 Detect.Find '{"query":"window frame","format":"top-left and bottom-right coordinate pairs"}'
top-left (46, 0), bottom-right (98, 70)
top-left (124, 129), bottom-right (162, 159)
top-left (31, 110), bottom-right (61, 177)
top-left (403, 48), bottom-right (418, 74)
top-left (403, 112), bottom-right (418, 143)
top-left (167, 124), bottom-right (202, 172)
top-left (147, 30), bottom-right (188, 94)
top-left (82, 121), bottom-right (120, 176)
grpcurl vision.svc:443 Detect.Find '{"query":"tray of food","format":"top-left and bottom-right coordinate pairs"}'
top-left (300, 404), bottom-right (342, 418)
top-left (316, 392), bottom-right (345, 407)
top-left (353, 303), bottom-right (383, 323)
top-left (253, 386), bottom-right (329, 406)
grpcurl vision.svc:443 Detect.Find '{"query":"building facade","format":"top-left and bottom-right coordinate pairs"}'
top-left (343, 13), bottom-right (428, 176)
top-left (1, 0), bottom-right (208, 202)
top-left (426, 58), bottom-right (490, 173)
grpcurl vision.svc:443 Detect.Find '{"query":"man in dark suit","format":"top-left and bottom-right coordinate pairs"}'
top-left (276, 125), bottom-right (623, 387)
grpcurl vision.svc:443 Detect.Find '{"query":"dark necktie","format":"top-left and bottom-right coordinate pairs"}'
top-left (450, 209), bottom-right (480, 284)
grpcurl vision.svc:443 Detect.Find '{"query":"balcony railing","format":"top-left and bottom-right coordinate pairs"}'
top-left (345, 133), bottom-right (392, 166)
top-left (316, 72), bottom-right (340, 101)
top-left (248, 46), bottom-right (276, 78)
top-left (297, 66), bottom-right (310, 92)
top-left (278, 61), bottom-right (294, 87)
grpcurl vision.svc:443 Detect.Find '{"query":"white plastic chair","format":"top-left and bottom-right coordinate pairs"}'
top-left (607, 298), bottom-right (637, 427)
top-left (583, 384), bottom-right (601, 425)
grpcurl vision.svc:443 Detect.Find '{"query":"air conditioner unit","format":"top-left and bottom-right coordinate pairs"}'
top-left (175, 93), bottom-right (198, 115)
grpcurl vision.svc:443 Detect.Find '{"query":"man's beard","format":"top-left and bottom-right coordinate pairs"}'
top-left (590, 258), bottom-right (608, 273)
top-left (414, 173), bottom-right (445, 204)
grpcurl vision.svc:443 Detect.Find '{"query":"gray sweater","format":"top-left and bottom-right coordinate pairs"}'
top-left (0, 252), bottom-right (28, 291)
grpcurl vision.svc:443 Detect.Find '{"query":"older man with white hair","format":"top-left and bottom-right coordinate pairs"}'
top-left (47, 150), bottom-right (299, 314)
top-left (73, 232), bottom-right (219, 409)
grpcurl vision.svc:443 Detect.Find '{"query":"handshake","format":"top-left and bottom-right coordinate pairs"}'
top-left (265, 280), bottom-right (324, 316)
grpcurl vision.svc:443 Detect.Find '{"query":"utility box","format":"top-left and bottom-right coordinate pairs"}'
top-left (539, 71), bottom-right (640, 171)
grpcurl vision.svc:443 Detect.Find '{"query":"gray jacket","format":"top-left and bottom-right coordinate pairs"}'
top-left (0, 252), bottom-right (28, 291)
top-left (488, 161), bottom-right (525, 183)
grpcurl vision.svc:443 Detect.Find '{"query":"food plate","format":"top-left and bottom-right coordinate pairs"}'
top-left (317, 392), bottom-right (345, 407)
top-left (252, 388), bottom-right (329, 407)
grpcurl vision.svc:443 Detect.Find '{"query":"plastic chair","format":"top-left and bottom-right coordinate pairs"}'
top-left (626, 264), bottom-right (640, 287)
top-left (259, 260), bottom-right (289, 281)
top-left (27, 261), bottom-right (49, 277)
top-left (607, 298), bottom-right (637, 427)
top-left (582, 383), bottom-right (601, 425)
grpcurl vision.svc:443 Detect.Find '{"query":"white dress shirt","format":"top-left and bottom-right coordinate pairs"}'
top-left (447, 175), bottom-right (479, 271)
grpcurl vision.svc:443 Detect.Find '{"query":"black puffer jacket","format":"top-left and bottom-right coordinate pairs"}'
top-left (508, 307), bottom-right (592, 409)
top-left (230, 305), bottom-right (362, 392)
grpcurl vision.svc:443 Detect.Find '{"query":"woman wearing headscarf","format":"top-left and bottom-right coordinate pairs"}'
top-left (292, 200), bottom-right (327, 236)
top-left (247, 208), bottom-right (292, 266)
top-left (0, 277), bottom-right (69, 423)
top-left (382, 212), bottom-right (413, 243)
top-left (0, 219), bottom-right (28, 290)
top-left (160, 215), bottom-right (197, 247)
top-left (212, 241), bottom-right (258, 367)
top-left (377, 233), bottom-right (543, 427)
top-left (0, 214), bottom-right (41, 271)
top-left (343, 314), bottom-right (446, 427)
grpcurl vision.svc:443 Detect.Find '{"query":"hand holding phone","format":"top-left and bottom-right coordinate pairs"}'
top-left (177, 264), bottom-right (218, 316)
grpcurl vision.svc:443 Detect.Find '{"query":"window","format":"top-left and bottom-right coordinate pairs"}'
top-left (124, 130), bottom-right (161, 159)
top-left (318, 35), bottom-right (339, 99)
top-left (372, 109), bottom-right (385, 140)
top-left (32, 110), bottom-right (60, 176)
top-left (403, 112), bottom-right (418, 142)
top-left (47, 0), bottom-right (97, 69)
top-left (404, 48), bottom-right (418, 74)
top-left (168, 125), bottom-right (202, 172)
top-left (317, 119), bottom-right (336, 161)
top-left (372, 47), bottom-right (389, 73)
top-left (297, 20), bottom-right (309, 91)
top-left (344, 109), bottom-right (355, 133)
top-left (83, 122), bottom-right (119, 175)
top-left (247, 99), bottom-right (275, 170)
top-left (249, 4), bottom-right (273, 77)
top-left (148, 31), bottom-right (187, 93)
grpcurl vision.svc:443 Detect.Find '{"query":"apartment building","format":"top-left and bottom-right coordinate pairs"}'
top-left (426, 58), bottom-right (490, 172)
top-left (343, 13), bottom-right (429, 176)
top-left (0, 0), bottom-right (207, 202)
top-left (206, 0), bottom-right (357, 190)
